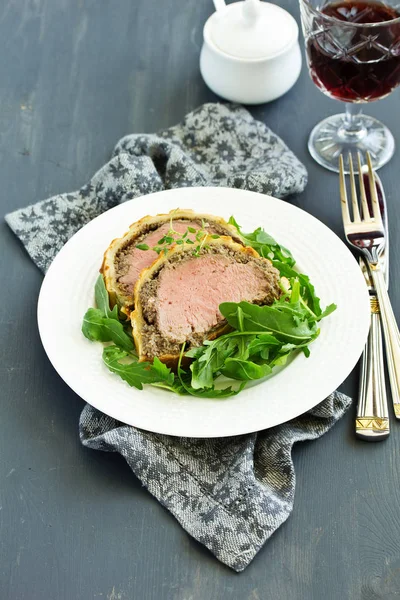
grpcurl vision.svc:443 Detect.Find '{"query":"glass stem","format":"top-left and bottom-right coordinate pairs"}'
top-left (340, 103), bottom-right (366, 139)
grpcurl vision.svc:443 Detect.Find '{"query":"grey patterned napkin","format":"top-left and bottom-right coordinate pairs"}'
top-left (6, 103), bottom-right (351, 571)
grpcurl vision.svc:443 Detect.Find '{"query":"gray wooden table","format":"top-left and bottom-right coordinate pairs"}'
top-left (2, 1), bottom-right (400, 599)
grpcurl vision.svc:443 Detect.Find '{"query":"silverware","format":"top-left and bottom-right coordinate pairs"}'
top-left (359, 167), bottom-right (389, 289)
top-left (339, 152), bottom-right (400, 434)
top-left (357, 166), bottom-right (389, 441)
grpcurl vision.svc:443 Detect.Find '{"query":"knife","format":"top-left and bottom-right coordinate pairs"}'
top-left (356, 168), bottom-right (390, 441)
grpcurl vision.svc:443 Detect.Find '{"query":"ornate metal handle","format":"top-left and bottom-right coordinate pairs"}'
top-left (356, 296), bottom-right (389, 440)
top-left (371, 265), bottom-right (400, 419)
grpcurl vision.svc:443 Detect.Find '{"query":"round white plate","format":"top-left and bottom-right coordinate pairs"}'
top-left (38, 187), bottom-right (370, 437)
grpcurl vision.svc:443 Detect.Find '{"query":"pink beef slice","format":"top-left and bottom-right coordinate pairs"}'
top-left (118, 221), bottom-right (216, 295)
top-left (157, 254), bottom-right (275, 342)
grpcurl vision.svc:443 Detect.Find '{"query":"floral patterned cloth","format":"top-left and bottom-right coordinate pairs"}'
top-left (6, 103), bottom-right (307, 272)
top-left (6, 103), bottom-right (350, 571)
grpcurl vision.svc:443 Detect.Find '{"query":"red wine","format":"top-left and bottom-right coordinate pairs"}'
top-left (307, 0), bottom-right (400, 102)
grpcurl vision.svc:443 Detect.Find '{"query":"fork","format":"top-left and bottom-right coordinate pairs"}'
top-left (339, 152), bottom-right (400, 423)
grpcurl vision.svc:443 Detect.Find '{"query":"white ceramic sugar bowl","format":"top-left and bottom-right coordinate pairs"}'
top-left (200, 0), bottom-right (302, 104)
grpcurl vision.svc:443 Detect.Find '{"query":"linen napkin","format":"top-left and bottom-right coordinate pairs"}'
top-left (6, 103), bottom-right (351, 571)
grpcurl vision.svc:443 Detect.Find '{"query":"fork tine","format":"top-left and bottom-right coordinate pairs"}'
top-left (366, 152), bottom-right (383, 225)
top-left (357, 152), bottom-right (371, 221)
top-left (348, 153), bottom-right (361, 223)
top-left (339, 155), bottom-right (351, 225)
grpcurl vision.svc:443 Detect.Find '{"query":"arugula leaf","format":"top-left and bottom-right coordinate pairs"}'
top-left (82, 308), bottom-right (111, 342)
top-left (151, 380), bottom-right (187, 394)
top-left (103, 347), bottom-right (174, 390)
top-left (82, 308), bottom-right (135, 352)
top-left (320, 303), bottom-right (337, 319)
top-left (178, 344), bottom-right (242, 397)
top-left (270, 352), bottom-right (292, 367)
top-left (95, 275), bottom-right (119, 320)
top-left (247, 334), bottom-right (281, 360)
top-left (220, 301), bottom-right (318, 344)
top-left (228, 217), bottom-right (295, 266)
top-left (101, 318), bottom-right (135, 352)
top-left (178, 381), bottom-right (243, 398)
top-left (189, 336), bottom-right (240, 389)
top-left (221, 359), bottom-right (272, 381)
top-left (272, 261), bottom-right (324, 318)
top-left (227, 215), bottom-right (240, 230)
top-left (290, 279), bottom-right (301, 305)
top-left (189, 353), bottom-right (214, 390)
top-left (151, 357), bottom-right (175, 386)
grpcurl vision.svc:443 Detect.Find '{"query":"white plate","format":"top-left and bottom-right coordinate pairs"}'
top-left (38, 187), bottom-right (370, 437)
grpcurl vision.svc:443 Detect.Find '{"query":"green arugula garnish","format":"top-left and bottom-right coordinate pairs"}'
top-left (82, 308), bottom-right (135, 352)
top-left (82, 218), bottom-right (337, 397)
top-left (176, 343), bottom-right (243, 397)
top-left (220, 301), bottom-right (318, 344)
top-left (82, 277), bottom-right (135, 352)
top-left (103, 347), bottom-right (174, 390)
top-left (228, 216), bottom-right (295, 266)
top-left (222, 358), bottom-right (272, 381)
top-left (95, 274), bottom-right (119, 320)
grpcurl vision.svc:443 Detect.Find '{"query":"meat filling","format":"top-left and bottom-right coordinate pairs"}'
top-left (138, 246), bottom-right (281, 358)
top-left (115, 219), bottom-right (235, 297)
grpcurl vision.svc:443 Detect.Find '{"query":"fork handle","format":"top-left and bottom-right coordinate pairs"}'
top-left (356, 296), bottom-right (389, 441)
top-left (371, 265), bottom-right (400, 419)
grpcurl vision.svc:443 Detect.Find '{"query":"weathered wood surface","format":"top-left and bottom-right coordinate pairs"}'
top-left (1, 1), bottom-right (400, 598)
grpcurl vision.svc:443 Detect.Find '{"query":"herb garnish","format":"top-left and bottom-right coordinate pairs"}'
top-left (135, 214), bottom-right (220, 257)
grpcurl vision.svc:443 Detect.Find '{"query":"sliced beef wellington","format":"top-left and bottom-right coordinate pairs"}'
top-left (101, 209), bottom-right (242, 315)
top-left (131, 235), bottom-right (281, 366)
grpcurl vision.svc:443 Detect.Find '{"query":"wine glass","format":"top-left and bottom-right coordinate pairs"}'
top-left (299, 0), bottom-right (400, 172)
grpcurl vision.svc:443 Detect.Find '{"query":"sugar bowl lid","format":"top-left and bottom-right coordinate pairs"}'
top-left (208, 0), bottom-right (298, 60)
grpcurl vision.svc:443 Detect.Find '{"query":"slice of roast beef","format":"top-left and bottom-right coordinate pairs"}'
top-left (117, 220), bottom-right (219, 297)
top-left (101, 209), bottom-right (242, 314)
top-left (131, 236), bottom-right (281, 364)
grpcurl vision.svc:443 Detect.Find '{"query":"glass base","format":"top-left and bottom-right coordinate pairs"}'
top-left (308, 113), bottom-right (395, 173)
